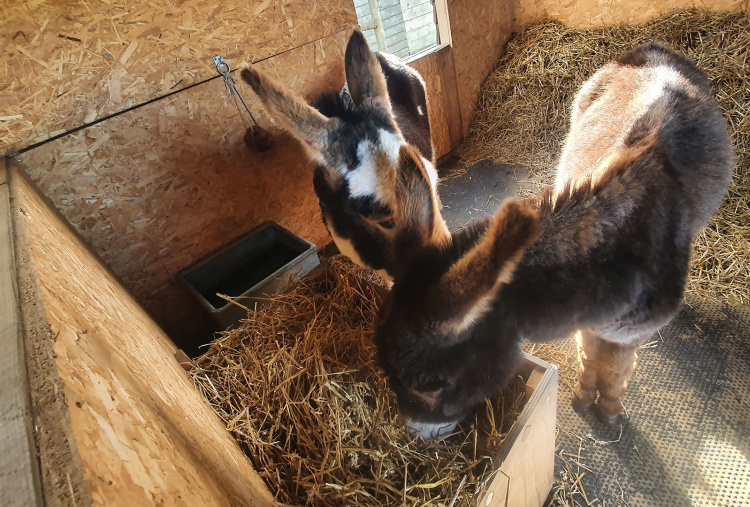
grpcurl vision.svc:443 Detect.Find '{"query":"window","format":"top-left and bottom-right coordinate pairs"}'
top-left (352, 0), bottom-right (441, 58)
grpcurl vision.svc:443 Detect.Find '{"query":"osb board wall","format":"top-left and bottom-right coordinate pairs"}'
top-left (445, 0), bottom-right (750, 138)
top-left (514, 0), bottom-right (749, 28)
top-left (7, 160), bottom-right (89, 506)
top-left (16, 31), bottom-right (351, 351)
top-left (447, 0), bottom-right (515, 137)
top-left (0, 0), bottom-right (357, 155)
top-left (13, 26), bottom-right (468, 352)
top-left (9, 167), bottom-right (275, 506)
top-left (409, 46), bottom-right (462, 159)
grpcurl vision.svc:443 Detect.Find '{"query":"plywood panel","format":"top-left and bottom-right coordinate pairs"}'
top-left (0, 161), bottom-right (43, 507)
top-left (447, 0), bottom-right (515, 137)
top-left (9, 166), bottom-right (275, 506)
top-left (485, 355), bottom-right (557, 507)
top-left (515, 0), bottom-right (749, 28)
top-left (409, 45), bottom-right (462, 158)
top-left (16, 31), bottom-right (348, 352)
top-left (0, 0), bottom-right (357, 154)
top-left (10, 157), bottom-right (91, 507)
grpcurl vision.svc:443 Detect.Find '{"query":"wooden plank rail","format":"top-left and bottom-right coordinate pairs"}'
top-left (0, 158), bottom-right (43, 507)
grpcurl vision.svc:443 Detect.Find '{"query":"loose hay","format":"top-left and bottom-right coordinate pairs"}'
top-left (456, 10), bottom-right (750, 303)
top-left (190, 257), bottom-right (527, 506)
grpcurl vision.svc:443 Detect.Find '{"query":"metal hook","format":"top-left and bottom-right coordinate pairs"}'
top-left (213, 54), bottom-right (260, 127)
top-left (213, 55), bottom-right (231, 77)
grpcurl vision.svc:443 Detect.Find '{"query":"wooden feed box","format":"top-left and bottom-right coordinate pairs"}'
top-left (482, 353), bottom-right (558, 507)
top-left (1, 159), bottom-right (557, 506)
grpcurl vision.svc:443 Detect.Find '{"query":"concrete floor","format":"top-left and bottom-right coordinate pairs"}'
top-left (436, 157), bottom-right (750, 507)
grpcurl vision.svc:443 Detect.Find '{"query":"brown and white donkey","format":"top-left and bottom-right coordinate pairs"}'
top-left (375, 43), bottom-right (734, 439)
top-left (241, 31), bottom-right (448, 281)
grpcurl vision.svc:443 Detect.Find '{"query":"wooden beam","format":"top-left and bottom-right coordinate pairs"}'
top-left (434, 0), bottom-right (452, 46)
top-left (435, 46), bottom-right (463, 149)
top-left (0, 157), bottom-right (43, 507)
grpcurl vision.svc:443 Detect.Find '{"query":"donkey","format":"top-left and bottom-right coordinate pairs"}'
top-left (241, 31), bottom-right (448, 281)
top-left (375, 42), bottom-right (734, 439)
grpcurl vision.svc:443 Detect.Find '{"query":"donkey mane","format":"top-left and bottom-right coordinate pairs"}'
top-left (528, 140), bottom-right (657, 266)
top-left (312, 90), bottom-right (356, 120)
top-left (392, 217), bottom-right (491, 286)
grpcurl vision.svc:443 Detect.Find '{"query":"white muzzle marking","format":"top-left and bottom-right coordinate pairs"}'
top-left (405, 419), bottom-right (458, 440)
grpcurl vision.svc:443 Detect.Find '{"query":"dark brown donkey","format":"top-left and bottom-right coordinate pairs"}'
top-left (241, 31), bottom-right (448, 281)
top-left (376, 42), bottom-right (734, 439)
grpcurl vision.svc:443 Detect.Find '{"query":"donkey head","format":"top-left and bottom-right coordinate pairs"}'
top-left (376, 200), bottom-right (541, 439)
top-left (242, 31), bottom-right (446, 279)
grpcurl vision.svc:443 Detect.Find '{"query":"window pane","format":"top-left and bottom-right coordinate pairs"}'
top-left (352, 0), bottom-right (439, 58)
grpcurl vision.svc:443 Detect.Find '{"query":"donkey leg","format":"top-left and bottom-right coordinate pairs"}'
top-left (572, 330), bottom-right (601, 414)
top-left (594, 340), bottom-right (638, 425)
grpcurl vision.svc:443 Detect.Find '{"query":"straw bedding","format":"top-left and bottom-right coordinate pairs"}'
top-left (456, 10), bottom-right (750, 303)
top-left (190, 257), bottom-right (527, 506)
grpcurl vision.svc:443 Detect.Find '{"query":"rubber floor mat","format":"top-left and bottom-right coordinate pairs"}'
top-left (551, 296), bottom-right (750, 506)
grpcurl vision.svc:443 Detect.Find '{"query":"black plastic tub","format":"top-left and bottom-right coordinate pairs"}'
top-left (179, 222), bottom-right (319, 328)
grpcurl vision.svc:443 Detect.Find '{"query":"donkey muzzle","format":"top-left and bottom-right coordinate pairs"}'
top-left (405, 419), bottom-right (458, 440)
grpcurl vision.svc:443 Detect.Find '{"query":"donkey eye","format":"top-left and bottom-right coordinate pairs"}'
top-left (377, 218), bottom-right (395, 229)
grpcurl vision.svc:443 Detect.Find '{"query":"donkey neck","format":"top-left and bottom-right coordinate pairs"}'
top-left (499, 153), bottom-right (665, 343)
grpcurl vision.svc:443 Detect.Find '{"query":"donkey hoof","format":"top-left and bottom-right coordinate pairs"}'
top-left (594, 400), bottom-right (622, 425)
top-left (571, 395), bottom-right (593, 415)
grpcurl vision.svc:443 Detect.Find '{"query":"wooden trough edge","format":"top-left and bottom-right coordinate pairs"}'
top-left (0, 157), bottom-right (43, 507)
top-left (481, 352), bottom-right (558, 507)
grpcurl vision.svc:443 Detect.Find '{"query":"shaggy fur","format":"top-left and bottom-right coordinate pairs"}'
top-left (376, 42), bottom-right (734, 431)
top-left (242, 31), bottom-right (441, 279)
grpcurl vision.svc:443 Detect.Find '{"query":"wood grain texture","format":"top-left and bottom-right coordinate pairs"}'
top-left (0, 161), bottom-right (43, 507)
top-left (11, 166), bottom-right (275, 506)
top-left (514, 0), bottom-right (749, 28)
top-left (410, 47), bottom-right (450, 159)
top-left (10, 162), bottom-right (91, 507)
top-left (15, 30), bottom-right (350, 351)
top-left (409, 45), bottom-right (462, 158)
top-left (447, 0), bottom-right (515, 137)
top-left (483, 353), bottom-right (558, 507)
top-left (0, 0), bottom-right (357, 154)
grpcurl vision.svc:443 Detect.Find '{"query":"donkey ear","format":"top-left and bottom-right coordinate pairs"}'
top-left (392, 145), bottom-right (450, 250)
top-left (241, 66), bottom-right (334, 153)
top-left (427, 200), bottom-right (541, 332)
top-left (345, 31), bottom-right (392, 112)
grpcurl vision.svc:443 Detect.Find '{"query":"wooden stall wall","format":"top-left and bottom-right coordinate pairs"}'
top-left (15, 31), bottom-right (351, 352)
top-left (446, 0), bottom-right (516, 137)
top-left (9, 165), bottom-right (275, 506)
top-left (514, 0), bottom-right (749, 28)
top-left (6, 0), bottom-right (464, 356)
top-left (443, 0), bottom-right (750, 139)
top-left (0, 0), bottom-right (356, 155)
top-left (409, 45), bottom-right (462, 158)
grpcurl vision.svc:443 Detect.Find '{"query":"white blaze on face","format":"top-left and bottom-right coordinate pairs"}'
top-left (379, 129), bottom-right (404, 165)
top-left (344, 129), bottom-right (404, 201)
top-left (346, 139), bottom-right (378, 198)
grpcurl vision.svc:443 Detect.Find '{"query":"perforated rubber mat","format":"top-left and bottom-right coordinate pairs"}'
top-left (551, 296), bottom-right (750, 506)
